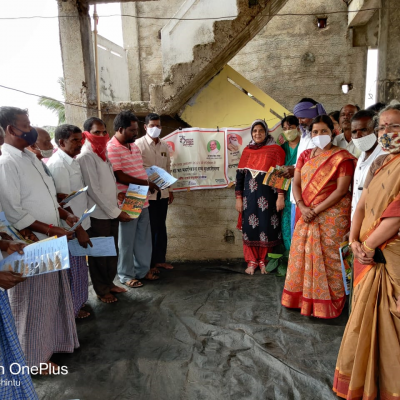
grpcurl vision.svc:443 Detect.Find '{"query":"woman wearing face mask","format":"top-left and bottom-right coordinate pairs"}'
top-left (280, 115), bottom-right (300, 251)
top-left (281, 114), bottom-right (356, 318)
top-left (333, 103), bottom-right (400, 400)
top-left (235, 120), bottom-right (286, 275)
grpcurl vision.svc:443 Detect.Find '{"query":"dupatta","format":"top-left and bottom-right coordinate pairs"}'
top-left (238, 144), bottom-right (285, 174)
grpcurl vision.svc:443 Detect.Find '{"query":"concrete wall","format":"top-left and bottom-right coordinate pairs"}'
top-left (229, 0), bottom-right (367, 113)
top-left (161, 0), bottom-right (237, 78)
top-left (97, 35), bottom-right (130, 102)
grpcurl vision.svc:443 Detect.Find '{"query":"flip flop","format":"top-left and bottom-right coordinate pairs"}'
top-left (123, 280), bottom-right (143, 288)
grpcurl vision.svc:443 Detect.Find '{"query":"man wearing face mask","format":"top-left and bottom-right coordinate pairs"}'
top-left (107, 111), bottom-right (160, 288)
top-left (135, 113), bottom-right (174, 271)
top-left (28, 127), bottom-right (54, 161)
top-left (350, 110), bottom-right (384, 220)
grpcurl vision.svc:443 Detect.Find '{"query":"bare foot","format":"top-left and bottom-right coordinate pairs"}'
top-left (39, 361), bottom-right (59, 376)
top-left (144, 270), bottom-right (160, 280)
top-left (77, 309), bottom-right (90, 319)
top-left (110, 285), bottom-right (127, 294)
top-left (97, 293), bottom-right (118, 303)
top-left (155, 263), bottom-right (174, 270)
top-left (151, 267), bottom-right (160, 274)
top-left (245, 266), bottom-right (256, 275)
top-left (259, 261), bottom-right (268, 275)
top-left (397, 295), bottom-right (400, 313)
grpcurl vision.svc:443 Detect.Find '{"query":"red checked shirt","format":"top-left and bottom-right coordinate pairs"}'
top-left (107, 136), bottom-right (149, 208)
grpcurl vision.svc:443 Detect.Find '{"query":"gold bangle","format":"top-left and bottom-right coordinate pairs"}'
top-left (348, 240), bottom-right (358, 247)
top-left (362, 240), bottom-right (375, 252)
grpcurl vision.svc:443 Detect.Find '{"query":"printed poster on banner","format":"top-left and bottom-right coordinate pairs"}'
top-left (162, 128), bottom-right (228, 191)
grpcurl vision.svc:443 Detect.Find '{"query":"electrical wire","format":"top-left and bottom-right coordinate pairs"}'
top-left (0, 83), bottom-right (287, 129)
top-left (0, 7), bottom-right (389, 21)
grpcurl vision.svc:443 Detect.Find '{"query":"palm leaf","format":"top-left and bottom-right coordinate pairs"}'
top-left (37, 77), bottom-right (66, 124)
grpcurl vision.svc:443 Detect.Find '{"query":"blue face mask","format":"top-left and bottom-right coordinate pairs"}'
top-left (12, 126), bottom-right (38, 146)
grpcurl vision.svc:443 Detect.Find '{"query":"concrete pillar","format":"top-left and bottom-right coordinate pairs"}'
top-left (57, 0), bottom-right (97, 128)
top-left (121, 2), bottom-right (142, 101)
top-left (378, 0), bottom-right (400, 103)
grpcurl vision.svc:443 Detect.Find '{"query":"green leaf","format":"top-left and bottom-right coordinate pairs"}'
top-left (267, 253), bottom-right (282, 259)
top-left (266, 258), bottom-right (279, 272)
top-left (277, 264), bottom-right (287, 276)
top-left (283, 249), bottom-right (290, 257)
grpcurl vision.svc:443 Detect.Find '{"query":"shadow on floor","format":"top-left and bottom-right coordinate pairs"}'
top-left (33, 262), bottom-right (347, 400)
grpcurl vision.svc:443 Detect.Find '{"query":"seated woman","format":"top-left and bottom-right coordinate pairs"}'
top-left (235, 119), bottom-right (286, 275)
top-left (281, 115), bottom-right (356, 318)
top-left (280, 115), bottom-right (301, 250)
top-left (333, 103), bottom-right (400, 400)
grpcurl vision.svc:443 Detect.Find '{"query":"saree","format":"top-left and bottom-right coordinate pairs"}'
top-left (281, 147), bottom-right (356, 318)
top-left (281, 141), bottom-right (299, 250)
top-left (235, 144), bottom-right (286, 264)
top-left (333, 154), bottom-right (400, 400)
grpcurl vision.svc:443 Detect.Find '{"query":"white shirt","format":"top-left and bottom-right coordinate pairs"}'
top-left (290, 133), bottom-right (316, 204)
top-left (47, 149), bottom-right (91, 230)
top-left (77, 141), bottom-right (121, 220)
top-left (333, 133), bottom-right (361, 158)
top-left (351, 145), bottom-right (385, 220)
top-left (0, 143), bottom-right (60, 240)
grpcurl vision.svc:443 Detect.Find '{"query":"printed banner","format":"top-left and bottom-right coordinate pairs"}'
top-left (163, 128), bottom-right (228, 191)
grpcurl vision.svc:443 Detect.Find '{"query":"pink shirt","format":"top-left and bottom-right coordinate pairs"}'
top-left (107, 136), bottom-right (149, 208)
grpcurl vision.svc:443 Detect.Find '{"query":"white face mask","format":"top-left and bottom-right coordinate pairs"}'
top-left (147, 127), bottom-right (161, 139)
top-left (352, 133), bottom-right (377, 152)
top-left (312, 134), bottom-right (331, 150)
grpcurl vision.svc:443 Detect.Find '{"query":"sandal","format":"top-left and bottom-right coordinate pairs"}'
top-left (123, 279), bottom-right (143, 288)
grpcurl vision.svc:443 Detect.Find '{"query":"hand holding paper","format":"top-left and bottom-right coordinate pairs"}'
top-left (68, 205), bottom-right (96, 232)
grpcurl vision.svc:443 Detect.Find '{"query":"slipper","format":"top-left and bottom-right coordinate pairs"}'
top-left (123, 280), bottom-right (143, 288)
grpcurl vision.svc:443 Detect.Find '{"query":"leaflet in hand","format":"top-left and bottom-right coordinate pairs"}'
top-left (0, 236), bottom-right (70, 277)
top-left (146, 166), bottom-right (177, 190)
top-left (68, 205), bottom-right (96, 231)
top-left (121, 184), bottom-right (148, 219)
top-left (0, 212), bottom-right (31, 243)
top-left (61, 186), bottom-right (88, 206)
top-left (262, 166), bottom-right (291, 191)
top-left (339, 242), bottom-right (353, 295)
top-left (68, 237), bottom-right (117, 257)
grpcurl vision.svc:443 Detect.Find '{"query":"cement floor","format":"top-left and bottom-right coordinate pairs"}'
top-left (33, 263), bottom-right (347, 400)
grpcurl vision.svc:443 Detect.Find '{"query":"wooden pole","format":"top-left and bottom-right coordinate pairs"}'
top-left (93, 5), bottom-right (101, 118)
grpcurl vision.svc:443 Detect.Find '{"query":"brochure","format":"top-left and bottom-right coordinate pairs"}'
top-left (61, 186), bottom-right (88, 206)
top-left (68, 205), bottom-right (96, 232)
top-left (262, 166), bottom-right (291, 191)
top-left (146, 166), bottom-right (177, 190)
top-left (0, 212), bottom-right (32, 243)
top-left (339, 241), bottom-right (353, 295)
top-left (0, 236), bottom-right (70, 277)
top-left (68, 237), bottom-right (117, 257)
top-left (121, 184), bottom-right (148, 218)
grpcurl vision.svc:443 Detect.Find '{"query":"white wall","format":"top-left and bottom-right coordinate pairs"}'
top-left (161, 0), bottom-right (238, 77)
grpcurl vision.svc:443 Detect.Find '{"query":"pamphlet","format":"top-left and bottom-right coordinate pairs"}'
top-left (0, 212), bottom-right (32, 243)
top-left (68, 205), bottom-right (96, 232)
top-left (68, 237), bottom-right (117, 257)
top-left (262, 166), bottom-right (291, 191)
top-left (339, 241), bottom-right (353, 295)
top-left (146, 166), bottom-right (177, 190)
top-left (61, 186), bottom-right (88, 207)
top-left (0, 236), bottom-right (70, 277)
top-left (121, 184), bottom-right (148, 218)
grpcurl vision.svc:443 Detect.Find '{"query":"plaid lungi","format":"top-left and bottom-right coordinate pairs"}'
top-left (68, 254), bottom-right (89, 317)
top-left (0, 291), bottom-right (38, 399)
top-left (8, 270), bottom-right (79, 367)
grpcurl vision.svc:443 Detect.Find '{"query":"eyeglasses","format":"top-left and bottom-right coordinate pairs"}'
top-left (375, 124), bottom-right (400, 134)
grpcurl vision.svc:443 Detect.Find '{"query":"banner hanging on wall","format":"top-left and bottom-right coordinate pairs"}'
top-left (162, 128), bottom-right (229, 191)
top-left (162, 122), bottom-right (285, 191)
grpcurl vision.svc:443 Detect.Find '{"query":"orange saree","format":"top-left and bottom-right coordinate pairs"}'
top-left (282, 147), bottom-right (356, 319)
top-left (333, 154), bottom-right (400, 400)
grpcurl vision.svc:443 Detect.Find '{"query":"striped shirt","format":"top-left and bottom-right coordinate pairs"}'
top-left (107, 136), bottom-right (149, 208)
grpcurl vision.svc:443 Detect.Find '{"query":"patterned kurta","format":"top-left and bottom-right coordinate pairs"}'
top-left (0, 291), bottom-right (38, 399)
top-left (235, 169), bottom-right (282, 248)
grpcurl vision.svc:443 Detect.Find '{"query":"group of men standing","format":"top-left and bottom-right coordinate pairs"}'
top-left (0, 106), bottom-right (173, 394)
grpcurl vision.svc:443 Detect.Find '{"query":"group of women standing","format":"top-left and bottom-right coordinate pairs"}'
top-left (235, 104), bottom-right (400, 400)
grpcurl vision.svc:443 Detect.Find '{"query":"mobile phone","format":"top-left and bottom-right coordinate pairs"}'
top-left (373, 248), bottom-right (386, 264)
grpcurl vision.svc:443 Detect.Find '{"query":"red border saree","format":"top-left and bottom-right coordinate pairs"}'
top-left (282, 147), bottom-right (356, 319)
top-left (333, 153), bottom-right (400, 400)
